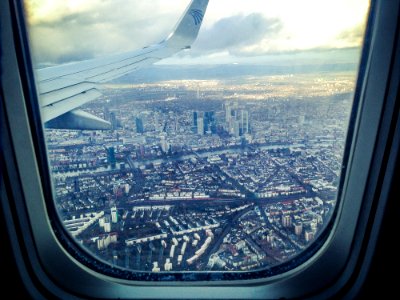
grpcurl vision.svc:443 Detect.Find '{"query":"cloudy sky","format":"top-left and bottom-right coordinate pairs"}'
top-left (25, 0), bottom-right (370, 66)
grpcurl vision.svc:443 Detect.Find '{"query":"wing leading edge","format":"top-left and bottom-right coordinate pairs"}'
top-left (37, 0), bottom-right (209, 130)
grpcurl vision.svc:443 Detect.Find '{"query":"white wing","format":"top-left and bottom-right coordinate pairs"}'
top-left (37, 0), bottom-right (209, 130)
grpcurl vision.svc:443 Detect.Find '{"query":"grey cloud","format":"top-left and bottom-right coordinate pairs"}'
top-left (192, 13), bottom-right (282, 56)
top-left (28, 3), bottom-right (285, 65)
top-left (28, 0), bottom-right (179, 65)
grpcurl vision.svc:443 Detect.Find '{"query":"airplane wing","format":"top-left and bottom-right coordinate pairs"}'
top-left (36, 0), bottom-right (209, 130)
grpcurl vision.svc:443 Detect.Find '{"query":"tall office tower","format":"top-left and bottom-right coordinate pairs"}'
top-left (107, 147), bottom-right (116, 169)
top-left (204, 111), bottom-right (210, 134)
top-left (110, 112), bottom-right (118, 130)
top-left (103, 106), bottom-right (110, 121)
top-left (135, 117), bottom-right (144, 134)
top-left (241, 110), bottom-right (249, 135)
top-left (233, 120), bottom-right (240, 137)
top-left (225, 103), bottom-right (232, 124)
top-left (197, 113), bottom-right (204, 135)
top-left (204, 111), bottom-right (216, 134)
top-left (192, 111), bottom-right (198, 133)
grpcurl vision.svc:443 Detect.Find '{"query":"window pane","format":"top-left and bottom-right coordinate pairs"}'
top-left (25, 0), bottom-right (369, 276)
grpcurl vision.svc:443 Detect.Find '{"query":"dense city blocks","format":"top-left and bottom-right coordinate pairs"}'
top-left (46, 66), bottom-right (355, 272)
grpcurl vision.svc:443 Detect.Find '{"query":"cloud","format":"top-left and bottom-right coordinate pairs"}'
top-left (25, 0), bottom-right (366, 66)
top-left (192, 13), bottom-right (283, 56)
top-left (26, 0), bottom-right (185, 65)
top-left (335, 24), bottom-right (366, 47)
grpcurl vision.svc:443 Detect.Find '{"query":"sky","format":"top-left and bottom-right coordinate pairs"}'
top-left (24, 0), bottom-right (370, 66)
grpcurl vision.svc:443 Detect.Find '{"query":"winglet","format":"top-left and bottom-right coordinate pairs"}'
top-left (165, 0), bottom-right (209, 50)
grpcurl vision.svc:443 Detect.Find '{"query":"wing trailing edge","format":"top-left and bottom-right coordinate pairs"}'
top-left (39, 0), bottom-right (209, 130)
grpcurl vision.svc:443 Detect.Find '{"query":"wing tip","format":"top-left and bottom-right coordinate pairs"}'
top-left (165, 0), bottom-right (209, 49)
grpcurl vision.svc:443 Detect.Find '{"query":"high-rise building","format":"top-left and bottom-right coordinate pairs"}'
top-left (103, 215), bottom-right (111, 233)
top-left (103, 106), bottom-right (110, 121)
top-left (204, 111), bottom-right (216, 134)
top-left (241, 110), bottom-right (249, 135)
top-left (294, 221), bottom-right (303, 236)
top-left (110, 112), bottom-right (118, 130)
top-left (107, 147), bottom-right (116, 169)
top-left (194, 111), bottom-right (216, 135)
top-left (111, 206), bottom-right (118, 223)
top-left (197, 115), bottom-right (204, 135)
top-left (225, 103), bottom-right (250, 137)
top-left (225, 103), bottom-right (232, 124)
top-left (192, 111), bottom-right (198, 133)
top-left (135, 117), bottom-right (144, 134)
top-left (305, 230), bottom-right (315, 242)
top-left (282, 214), bottom-right (292, 228)
top-left (233, 120), bottom-right (240, 137)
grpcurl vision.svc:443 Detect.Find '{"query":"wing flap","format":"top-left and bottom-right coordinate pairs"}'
top-left (45, 109), bottom-right (111, 130)
top-left (38, 78), bottom-right (82, 94)
top-left (37, 0), bottom-right (209, 129)
top-left (41, 89), bottom-right (102, 122)
top-left (40, 82), bottom-right (98, 107)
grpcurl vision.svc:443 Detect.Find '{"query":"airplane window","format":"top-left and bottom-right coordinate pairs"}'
top-left (23, 0), bottom-right (370, 280)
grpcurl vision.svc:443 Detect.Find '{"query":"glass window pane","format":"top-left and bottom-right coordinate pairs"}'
top-left (24, 0), bottom-right (369, 276)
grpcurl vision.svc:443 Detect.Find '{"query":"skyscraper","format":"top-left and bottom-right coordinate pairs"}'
top-left (197, 114), bottom-right (204, 135)
top-left (110, 112), bottom-right (118, 130)
top-left (225, 102), bottom-right (250, 137)
top-left (107, 147), bottom-right (116, 169)
top-left (194, 111), bottom-right (216, 135)
top-left (233, 120), bottom-right (240, 137)
top-left (204, 111), bottom-right (216, 134)
top-left (135, 117), bottom-right (144, 134)
top-left (192, 111), bottom-right (198, 133)
top-left (103, 106), bottom-right (110, 121)
top-left (225, 103), bottom-right (232, 124)
top-left (241, 110), bottom-right (249, 135)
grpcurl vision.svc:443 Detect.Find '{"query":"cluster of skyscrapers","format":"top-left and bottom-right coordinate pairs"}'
top-left (192, 111), bottom-right (216, 135)
top-left (224, 103), bottom-right (250, 137)
top-left (191, 103), bottom-right (250, 138)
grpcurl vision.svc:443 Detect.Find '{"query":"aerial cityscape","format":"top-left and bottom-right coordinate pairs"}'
top-left (45, 64), bottom-right (356, 273)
